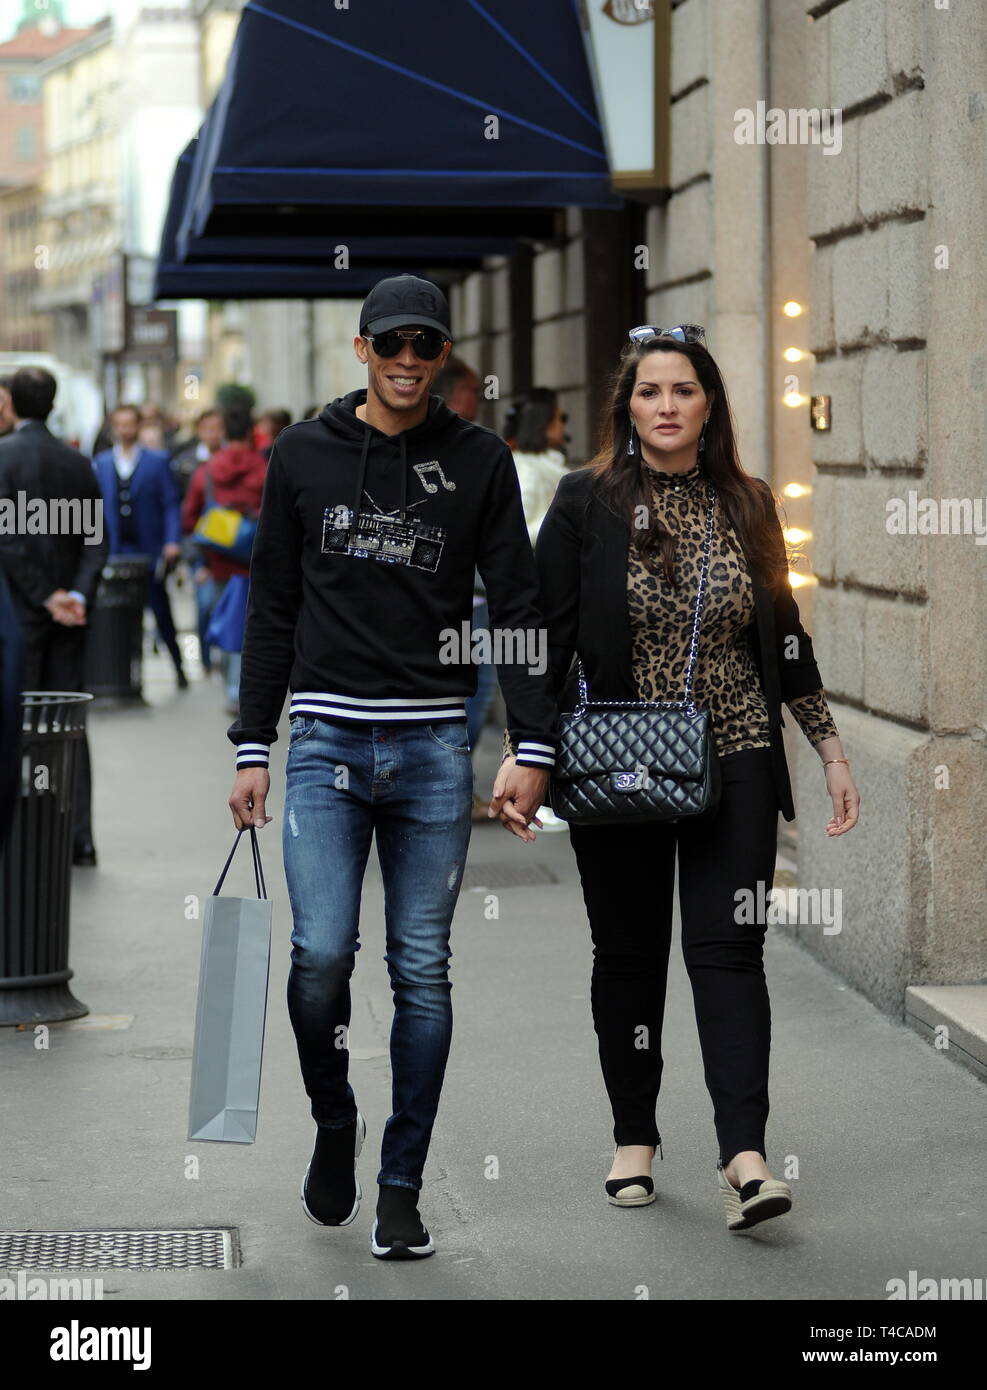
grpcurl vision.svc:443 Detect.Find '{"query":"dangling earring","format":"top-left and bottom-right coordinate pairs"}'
top-left (627, 416), bottom-right (637, 456)
top-left (698, 415), bottom-right (709, 452)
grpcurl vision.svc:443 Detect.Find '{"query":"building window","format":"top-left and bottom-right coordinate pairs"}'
top-left (15, 127), bottom-right (36, 161)
top-left (8, 73), bottom-right (41, 104)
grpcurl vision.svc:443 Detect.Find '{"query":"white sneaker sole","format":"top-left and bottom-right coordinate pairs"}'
top-left (300, 1110), bottom-right (366, 1227)
top-left (369, 1217), bottom-right (435, 1259)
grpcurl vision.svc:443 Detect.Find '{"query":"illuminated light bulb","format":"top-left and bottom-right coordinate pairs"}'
top-left (783, 301), bottom-right (803, 317)
top-left (784, 527), bottom-right (811, 544)
top-left (783, 391), bottom-right (805, 408)
top-left (784, 347), bottom-right (803, 362)
top-left (789, 571), bottom-right (818, 589)
top-left (782, 482), bottom-right (811, 499)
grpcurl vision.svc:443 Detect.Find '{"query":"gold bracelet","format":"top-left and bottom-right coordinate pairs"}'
top-left (822, 757), bottom-right (849, 768)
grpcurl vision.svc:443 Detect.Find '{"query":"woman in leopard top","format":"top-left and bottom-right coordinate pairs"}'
top-left (491, 328), bottom-right (860, 1230)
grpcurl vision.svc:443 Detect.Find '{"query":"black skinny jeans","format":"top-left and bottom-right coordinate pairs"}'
top-left (567, 746), bottom-right (780, 1167)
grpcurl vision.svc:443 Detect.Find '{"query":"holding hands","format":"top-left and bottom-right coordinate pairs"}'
top-left (487, 755), bottom-right (549, 842)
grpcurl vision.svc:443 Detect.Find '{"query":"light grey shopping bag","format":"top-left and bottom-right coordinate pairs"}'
top-left (188, 827), bottom-right (272, 1144)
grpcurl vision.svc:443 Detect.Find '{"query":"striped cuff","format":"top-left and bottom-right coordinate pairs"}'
top-left (235, 742), bottom-right (270, 770)
top-left (514, 740), bottom-right (555, 770)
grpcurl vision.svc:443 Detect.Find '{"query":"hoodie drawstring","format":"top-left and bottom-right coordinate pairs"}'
top-left (351, 427), bottom-right (372, 531)
top-left (399, 433), bottom-right (408, 523)
top-left (350, 425), bottom-right (409, 529)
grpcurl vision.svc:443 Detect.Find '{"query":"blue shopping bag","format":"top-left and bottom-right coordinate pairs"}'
top-left (206, 574), bottom-right (249, 653)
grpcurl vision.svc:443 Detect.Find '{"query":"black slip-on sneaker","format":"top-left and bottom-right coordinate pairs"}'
top-left (370, 1186), bottom-right (435, 1259)
top-left (300, 1110), bottom-right (366, 1227)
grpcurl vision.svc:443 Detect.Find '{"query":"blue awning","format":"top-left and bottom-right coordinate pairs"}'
top-left (182, 0), bottom-right (620, 245)
top-left (176, 121), bottom-right (519, 265)
top-left (155, 142), bottom-right (410, 299)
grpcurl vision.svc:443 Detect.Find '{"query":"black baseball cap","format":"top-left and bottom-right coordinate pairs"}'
top-left (359, 274), bottom-right (452, 339)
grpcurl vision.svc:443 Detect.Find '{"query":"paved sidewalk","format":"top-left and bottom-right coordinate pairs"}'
top-left (1, 623), bottom-right (984, 1301)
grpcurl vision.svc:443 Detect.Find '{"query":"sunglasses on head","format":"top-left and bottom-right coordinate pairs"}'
top-left (629, 323), bottom-right (707, 348)
top-left (363, 328), bottom-right (448, 361)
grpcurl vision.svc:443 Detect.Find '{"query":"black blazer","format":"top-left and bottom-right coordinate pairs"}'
top-left (0, 421), bottom-right (108, 615)
top-left (530, 467), bottom-right (828, 823)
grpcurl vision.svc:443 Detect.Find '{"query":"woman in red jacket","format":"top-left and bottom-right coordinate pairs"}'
top-left (181, 406), bottom-right (268, 713)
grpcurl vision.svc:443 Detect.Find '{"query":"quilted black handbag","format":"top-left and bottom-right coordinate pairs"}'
top-left (549, 481), bottom-right (722, 826)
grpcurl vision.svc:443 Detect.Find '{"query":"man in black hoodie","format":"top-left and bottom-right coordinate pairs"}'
top-left (228, 275), bottom-right (557, 1260)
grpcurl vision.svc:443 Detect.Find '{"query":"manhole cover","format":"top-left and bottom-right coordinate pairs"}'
top-left (0, 1229), bottom-right (237, 1271)
top-left (461, 862), bottom-right (559, 890)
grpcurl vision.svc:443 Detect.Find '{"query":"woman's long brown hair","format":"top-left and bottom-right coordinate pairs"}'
top-left (583, 337), bottom-right (792, 591)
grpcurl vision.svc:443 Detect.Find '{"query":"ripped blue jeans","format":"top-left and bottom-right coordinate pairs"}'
top-left (281, 714), bottom-right (473, 1190)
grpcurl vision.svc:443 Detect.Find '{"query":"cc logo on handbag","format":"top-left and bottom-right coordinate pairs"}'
top-left (613, 771), bottom-right (644, 792)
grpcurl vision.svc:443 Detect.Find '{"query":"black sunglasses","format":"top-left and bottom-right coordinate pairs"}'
top-left (629, 323), bottom-right (707, 348)
top-left (363, 328), bottom-right (448, 361)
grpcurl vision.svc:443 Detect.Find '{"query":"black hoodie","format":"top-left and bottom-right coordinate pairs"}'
top-left (228, 389), bottom-right (558, 771)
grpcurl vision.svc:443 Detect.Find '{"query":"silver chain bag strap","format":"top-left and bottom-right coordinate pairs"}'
top-left (549, 480), bottom-right (723, 825)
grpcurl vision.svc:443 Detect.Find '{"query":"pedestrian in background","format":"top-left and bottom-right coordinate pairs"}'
top-left (492, 325), bottom-right (860, 1230)
top-left (255, 408), bottom-right (291, 461)
top-left (93, 403), bottom-right (189, 691)
top-left (170, 407), bottom-right (225, 503)
top-left (0, 564), bottom-right (24, 855)
top-left (138, 402), bottom-right (178, 454)
top-left (181, 406), bottom-right (267, 714)
top-left (505, 388), bottom-right (569, 543)
top-left (0, 367), bottom-right (108, 866)
top-left (434, 355), bottom-right (481, 421)
top-left (0, 377), bottom-right (14, 437)
top-left (502, 387), bottom-right (569, 831)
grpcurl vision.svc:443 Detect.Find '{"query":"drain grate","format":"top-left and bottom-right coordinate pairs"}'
top-left (461, 861), bottom-right (559, 890)
top-left (0, 1229), bottom-right (237, 1271)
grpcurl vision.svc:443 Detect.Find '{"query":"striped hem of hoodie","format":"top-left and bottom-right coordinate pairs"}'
top-left (234, 692), bottom-right (468, 769)
top-left (289, 691), bottom-right (469, 722)
top-left (233, 697), bottom-right (556, 770)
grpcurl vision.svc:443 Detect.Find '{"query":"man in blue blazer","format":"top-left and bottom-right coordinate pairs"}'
top-left (93, 403), bottom-right (189, 689)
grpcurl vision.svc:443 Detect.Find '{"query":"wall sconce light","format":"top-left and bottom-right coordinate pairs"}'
top-left (811, 394), bottom-right (831, 431)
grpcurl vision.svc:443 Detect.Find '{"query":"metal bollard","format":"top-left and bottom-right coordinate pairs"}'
top-left (0, 691), bottom-right (93, 1025)
top-left (83, 554), bottom-right (150, 703)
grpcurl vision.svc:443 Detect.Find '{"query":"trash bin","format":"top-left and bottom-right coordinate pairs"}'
top-left (83, 553), bottom-right (150, 702)
top-left (0, 692), bottom-right (92, 1025)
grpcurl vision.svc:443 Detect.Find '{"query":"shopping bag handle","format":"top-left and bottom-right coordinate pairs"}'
top-left (213, 826), bottom-right (268, 900)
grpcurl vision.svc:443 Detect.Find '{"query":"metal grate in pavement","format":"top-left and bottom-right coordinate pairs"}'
top-left (461, 861), bottom-right (559, 890)
top-left (0, 1229), bottom-right (237, 1271)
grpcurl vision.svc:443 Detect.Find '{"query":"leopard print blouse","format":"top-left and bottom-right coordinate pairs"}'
top-left (502, 458), bottom-right (838, 761)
